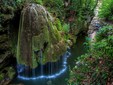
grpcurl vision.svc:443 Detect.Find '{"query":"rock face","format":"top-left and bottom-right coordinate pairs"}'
top-left (0, 0), bottom-right (18, 83)
top-left (17, 3), bottom-right (67, 68)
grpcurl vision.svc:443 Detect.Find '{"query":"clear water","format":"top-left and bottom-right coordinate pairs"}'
top-left (12, 35), bottom-right (86, 85)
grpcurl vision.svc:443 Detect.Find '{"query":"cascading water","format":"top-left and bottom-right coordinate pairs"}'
top-left (17, 51), bottom-right (71, 80)
top-left (16, 3), bottom-right (68, 80)
top-left (40, 50), bottom-right (43, 75)
top-left (12, 35), bottom-right (86, 85)
top-left (17, 3), bottom-right (67, 68)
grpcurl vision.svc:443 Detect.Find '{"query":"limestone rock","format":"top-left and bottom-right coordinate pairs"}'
top-left (17, 3), bottom-right (67, 68)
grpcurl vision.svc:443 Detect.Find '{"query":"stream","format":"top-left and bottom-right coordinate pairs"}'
top-left (12, 35), bottom-right (86, 85)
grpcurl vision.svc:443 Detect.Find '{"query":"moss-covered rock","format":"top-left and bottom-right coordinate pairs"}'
top-left (17, 3), bottom-right (67, 68)
top-left (0, 67), bottom-right (15, 85)
top-left (0, 0), bottom-right (21, 83)
top-left (7, 67), bottom-right (15, 79)
top-left (0, 74), bottom-right (4, 81)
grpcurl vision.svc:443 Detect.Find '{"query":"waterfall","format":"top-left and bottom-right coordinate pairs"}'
top-left (17, 3), bottom-right (68, 80)
top-left (17, 51), bottom-right (71, 80)
top-left (40, 50), bottom-right (43, 76)
top-left (17, 3), bottom-right (67, 68)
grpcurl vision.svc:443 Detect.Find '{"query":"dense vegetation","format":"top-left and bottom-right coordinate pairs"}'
top-left (68, 25), bottom-right (113, 85)
top-left (99, 0), bottom-right (113, 21)
top-left (68, 0), bottom-right (113, 84)
top-left (43, 0), bottom-right (98, 33)
top-left (1, 0), bottom-right (113, 85)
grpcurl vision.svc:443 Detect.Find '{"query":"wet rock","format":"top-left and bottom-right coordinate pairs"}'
top-left (17, 3), bottom-right (67, 68)
top-left (0, 79), bottom-right (11, 85)
top-left (0, 0), bottom-right (23, 84)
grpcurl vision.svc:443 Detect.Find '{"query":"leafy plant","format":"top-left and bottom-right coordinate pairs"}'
top-left (99, 0), bottom-right (113, 20)
top-left (33, 0), bottom-right (43, 5)
top-left (68, 25), bottom-right (113, 85)
top-left (43, 0), bottom-right (64, 19)
top-left (62, 23), bottom-right (70, 33)
top-left (66, 0), bottom-right (98, 34)
top-left (96, 25), bottom-right (113, 41)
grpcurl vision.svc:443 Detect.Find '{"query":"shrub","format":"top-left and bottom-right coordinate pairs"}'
top-left (96, 25), bottom-right (113, 41)
top-left (99, 0), bottom-right (113, 20)
top-left (62, 23), bottom-right (70, 33)
top-left (43, 0), bottom-right (64, 19)
top-left (33, 0), bottom-right (43, 5)
top-left (68, 25), bottom-right (113, 85)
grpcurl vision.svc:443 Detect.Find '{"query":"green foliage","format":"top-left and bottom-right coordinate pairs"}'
top-left (92, 37), bottom-right (113, 58)
top-left (54, 18), bottom-right (62, 31)
top-left (43, 0), bottom-right (64, 19)
top-left (69, 0), bottom-right (97, 13)
top-left (33, 0), bottom-right (43, 5)
top-left (8, 67), bottom-right (15, 79)
top-left (83, 37), bottom-right (91, 51)
top-left (42, 0), bottom-right (98, 36)
top-left (62, 23), bottom-right (70, 33)
top-left (68, 25), bottom-right (113, 84)
top-left (16, 0), bottom-right (43, 5)
top-left (99, 0), bottom-right (113, 20)
top-left (93, 26), bottom-right (113, 58)
top-left (16, 0), bottom-right (25, 8)
top-left (67, 0), bottom-right (98, 34)
top-left (96, 25), bottom-right (113, 41)
top-left (16, 0), bottom-right (23, 3)
top-left (0, 74), bottom-right (4, 81)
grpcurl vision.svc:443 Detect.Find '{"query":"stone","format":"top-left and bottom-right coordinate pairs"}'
top-left (17, 3), bottom-right (67, 68)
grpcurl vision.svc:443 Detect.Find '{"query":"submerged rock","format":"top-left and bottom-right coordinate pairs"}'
top-left (17, 3), bottom-right (67, 68)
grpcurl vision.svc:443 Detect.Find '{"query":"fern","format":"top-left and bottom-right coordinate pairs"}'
top-left (62, 23), bottom-right (70, 33)
top-left (99, 0), bottom-right (113, 20)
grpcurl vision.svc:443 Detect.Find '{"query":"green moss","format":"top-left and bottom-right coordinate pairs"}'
top-left (62, 23), bottom-right (70, 33)
top-left (16, 3), bottom-right (67, 68)
top-left (32, 39), bottom-right (38, 68)
top-left (53, 26), bottom-right (62, 41)
top-left (38, 20), bottom-right (67, 64)
top-left (7, 67), bottom-right (15, 79)
top-left (0, 74), bottom-right (4, 81)
top-left (0, 67), bottom-right (15, 81)
top-left (33, 0), bottom-right (43, 5)
top-left (32, 27), bottom-right (50, 51)
top-left (54, 18), bottom-right (62, 31)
